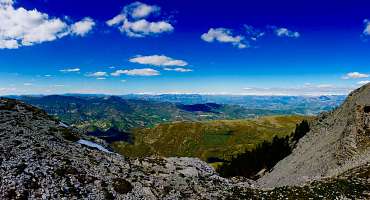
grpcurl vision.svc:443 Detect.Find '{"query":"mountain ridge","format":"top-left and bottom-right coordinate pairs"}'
top-left (258, 83), bottom-right (370, 188)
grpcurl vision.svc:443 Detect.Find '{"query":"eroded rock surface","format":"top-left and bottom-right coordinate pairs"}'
top-left (258, 83), bottom-right (370, 188)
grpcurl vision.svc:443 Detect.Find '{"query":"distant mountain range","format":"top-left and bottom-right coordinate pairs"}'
top-left (121, 94), bottom-right (346, 115)
top-left (11, 94), bottom-right (329, 133)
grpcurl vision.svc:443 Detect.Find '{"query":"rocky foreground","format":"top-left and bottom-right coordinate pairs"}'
top-left (0, 94), bottom-right (370, 199)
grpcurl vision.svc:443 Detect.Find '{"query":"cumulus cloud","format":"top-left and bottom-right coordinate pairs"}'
top-left (111, 68), bottom-right (159, 76)
top-left (124, 1), bottom-right (160, 19)
top-left (357, 80), bottom-right (370, 85)
top-left (163, 67), bottom-right (193, 72)
top-left (70, 17), bottom-right (95, 36)
top-left (106, 2), bottom-right (173, 37)
top-left (86, 71), bottom-right (108, 77)
top-left (0, 1), bottom-right (95, 49)
top-left (120, 19), bottom-right (173, 37)
top-left (201, 28), bottom-right (247, 49)
top-left (342, 72), bottom-right (369, 79)
top-left (129, 55), bottom-right (188, 67)
top-left (59, 68), bottom-right (80, 72)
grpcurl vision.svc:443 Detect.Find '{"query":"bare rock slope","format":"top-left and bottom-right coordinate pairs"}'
top-left (0, 98), bottom-right (248, 199)
top-left (259, 83), bottom-right (370, 188)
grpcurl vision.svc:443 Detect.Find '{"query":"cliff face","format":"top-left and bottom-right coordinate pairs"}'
top-left (258, 83), bottom-right (370, 188)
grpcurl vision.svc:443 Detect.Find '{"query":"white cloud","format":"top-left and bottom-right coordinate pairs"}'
top-left (0, 39), bottom-right (18, 49)
top-left (342, 72), bottom-right (369, 79)
top-left (111, 68), bottom-right (159, 76)
top-left (71, 17), bottom-right (95, 36)
top-left (363, 19), bottom-right (370, 36)
top-left (60, 68), bottom-right (80, 72)
top-left (201, 28), bottom-right (247, 49)
top-left (111, 70), bottom-right (125, 76)
top-left (106, 14), bottom-right (126, 26)
top-left (0, 87), bottom-right (16, 94)
top-left (357, 80), bottom-right (370, 85)
top-left (23, 83), bottom-right (32, 86)
top-left (316, 84), bottom-right (334, 88)
top-left (163, 67), bottom-right (193, 72)
top-left (86, 71), bottom-right (108, 77)
top-left (0, 2), bottom-right (95, 49)
top-left (129, 55), bottom-right (188, 67)
top-left (97, 77), bottom-right (106, 80)
top-left (120, 19), bottom-right (173, 38)
top-left (106, 2), bottom-right (173, 37)
top-left (121, 79), bottom-right (127, 83)
top-left (125, 1), bottom-right (160, 19)
top-left (270, 26), bottom-right (300, 38)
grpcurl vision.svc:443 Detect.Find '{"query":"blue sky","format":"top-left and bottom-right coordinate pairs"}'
top-left (1, 0), bottom-right (370, 95)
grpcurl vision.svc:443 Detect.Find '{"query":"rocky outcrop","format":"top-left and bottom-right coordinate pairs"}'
top-left (258, 83), bottom-right (370, 188)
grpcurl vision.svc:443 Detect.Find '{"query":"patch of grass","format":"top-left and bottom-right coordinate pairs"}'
top-left (113, 115), bottom-right (308, 162)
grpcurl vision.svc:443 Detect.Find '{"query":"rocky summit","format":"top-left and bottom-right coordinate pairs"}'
top-left (0, 88), bottom-right (370, 199)
top-left (259, 83), bottom-right (370, 188)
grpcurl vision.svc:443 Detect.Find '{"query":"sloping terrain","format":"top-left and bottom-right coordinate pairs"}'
top-left (258, 83), bottom-right (370, 188)
top-left (0, 98), bottom-right (243, 199)
top-left (0, 98), bottom-right (369, 199)
top-left (111, 116), bottom-right (306, 162)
